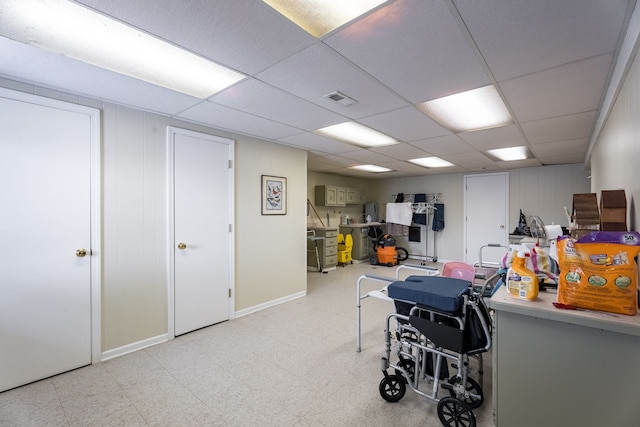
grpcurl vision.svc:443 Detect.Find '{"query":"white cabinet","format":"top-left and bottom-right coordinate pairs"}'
top-left (336, 187), bottom-right (346, 206)
top-left (345, 188), bottom-right (357, 204)
top-left (316, 185), bottom-right (345, 206)
top-left (316, 185), bottom-right (362, 206)
top-left (346, 188), bottom-right (366, 204)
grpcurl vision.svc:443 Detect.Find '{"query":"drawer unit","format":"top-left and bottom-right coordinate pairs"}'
top-left (307, 227), bottom-right (339, 271)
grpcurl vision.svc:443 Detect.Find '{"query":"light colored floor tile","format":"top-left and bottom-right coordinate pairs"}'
top-left (0, 380), bottom-right (68, 427)
top-left (0, 261), bottom-right (495, 426)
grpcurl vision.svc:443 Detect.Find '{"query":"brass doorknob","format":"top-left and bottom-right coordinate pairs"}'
top-left (76, 249), bottom-right (87, 257)
top-left (177, 243), bottom-right (187, 250)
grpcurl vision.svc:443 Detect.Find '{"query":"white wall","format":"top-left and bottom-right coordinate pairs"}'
top-left (0, 77), bottom-right (308, 354)
top-left (365, 165), bottom-right (590, 262)
top-left (591, 46), bottom-right (640, 231)
top-left (235, 137), bottom-right (307, 312)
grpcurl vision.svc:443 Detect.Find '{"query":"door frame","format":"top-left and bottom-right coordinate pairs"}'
top-left (166, 126), bottom-right (235, 339)
top-left (0, 87), bottom-right (102, 364)
top-left (463, 172), bottom-right (509, 264)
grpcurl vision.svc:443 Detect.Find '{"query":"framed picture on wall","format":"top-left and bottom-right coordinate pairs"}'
top-left (261, 175), bottom-right (287, 215)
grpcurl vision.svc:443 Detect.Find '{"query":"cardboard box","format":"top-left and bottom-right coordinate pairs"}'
top-left (600, 190), bottom-right (626, 231)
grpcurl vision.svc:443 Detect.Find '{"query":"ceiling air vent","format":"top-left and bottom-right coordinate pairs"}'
top-left (323, 91), bottom-right (358, 107)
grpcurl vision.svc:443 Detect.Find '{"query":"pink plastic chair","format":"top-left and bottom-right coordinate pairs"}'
top-left (441, 261), bottom-right (475, 282)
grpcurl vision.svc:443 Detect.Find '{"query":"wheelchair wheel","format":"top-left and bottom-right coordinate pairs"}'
top-left (396, 247), bottom-right (409, 262)
top-left (447, 376), bottom-right (484, 409)
top-left (379, 374), bottom-right (406, 402)
top-left (437, 397), bottom-right (476, 427)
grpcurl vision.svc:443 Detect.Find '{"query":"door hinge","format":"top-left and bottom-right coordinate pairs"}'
top-left (229, 224), bottom-right (233, 232)
top-left (228, 160), bottom-right (233, 168)
top-left (229, 288), bottom-right (232, 298)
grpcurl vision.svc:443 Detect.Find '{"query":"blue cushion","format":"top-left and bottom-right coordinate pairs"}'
top-left (388, 276), bottom-right (471, 313)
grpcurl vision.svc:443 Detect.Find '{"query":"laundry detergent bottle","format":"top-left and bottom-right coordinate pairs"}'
top-left (507, 251), bottom-right (539, 301)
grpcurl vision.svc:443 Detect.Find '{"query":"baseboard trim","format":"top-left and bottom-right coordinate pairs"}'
top-left (101, 334), bottom-right (169, 362)
top-left (235, 290), bottom-right (307, 318)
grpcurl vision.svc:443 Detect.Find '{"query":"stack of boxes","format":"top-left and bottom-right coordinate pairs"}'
top-left (570, 190), bottom-right (627, 238)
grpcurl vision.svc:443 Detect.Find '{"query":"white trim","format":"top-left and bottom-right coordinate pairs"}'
top-left (234, 291), bottom-right (307, 318)
top-left (166, 126), bottom-right (235, 339)
top-left (101, 334), bottom-right (169, 361)
top-left (0, 87), bottom-right (102, 365)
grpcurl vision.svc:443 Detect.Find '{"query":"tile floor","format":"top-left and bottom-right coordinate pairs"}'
top-left (0, 261), bottom-right (494, 426)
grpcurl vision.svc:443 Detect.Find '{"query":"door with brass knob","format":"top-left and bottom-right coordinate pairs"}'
top-left (1, 92), bottom-right (98, 393)
top-left (171, 127), bottom-right (233, 337)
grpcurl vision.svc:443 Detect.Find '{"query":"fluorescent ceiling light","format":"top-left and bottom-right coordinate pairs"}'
top-left (417, 85), bottom-right (512, 133)
top-left (263, 0), bottom-right (388, 38)
top-left (0, 0), bottom-right (245, 99)
top-left (313, 122), bottom-right (398, 147)
top-left (409, 157), bottom-right (455, 168)
top-left (350, 164), bottom-right (392, 173)
top-left (486, 146), bottom-right (530, 161)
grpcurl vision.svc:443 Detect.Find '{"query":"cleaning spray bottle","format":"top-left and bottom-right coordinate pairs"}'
top-left (507, 249), bottom-right (539, 301)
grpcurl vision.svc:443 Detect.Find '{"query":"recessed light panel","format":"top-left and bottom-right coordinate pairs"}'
top-left (417, 85), bottom-right (512, 133)
top-left (0, 0), bottom-right (245, 99)
top-left (409, 157), bottom-right (455, 168)
top-left (263, 0), bottom-right (388, 37)
top-left (350, 164), bottom-right (392, 172)
top-left (313, 122), bottom-right (398, 147)
top-left (486, 146), bottom-right (530, 161)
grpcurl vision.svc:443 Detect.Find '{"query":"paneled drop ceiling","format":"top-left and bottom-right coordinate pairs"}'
top-left (0, 0), bottom-right (635, 178)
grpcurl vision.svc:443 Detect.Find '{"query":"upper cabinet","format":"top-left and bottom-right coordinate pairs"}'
top-left (345, 188), bottom-right (365, 204)
top-left (316, 185), bottom-right (363, 206)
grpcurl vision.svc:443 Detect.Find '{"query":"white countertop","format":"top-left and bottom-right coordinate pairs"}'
top-left (488, 285), bottom-right (640, 337)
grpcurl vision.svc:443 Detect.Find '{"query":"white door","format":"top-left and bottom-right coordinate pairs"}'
top-left (464, 173), bottom-right (509, 265)
top-left (169, 128), bottom-right (233, 336)
top-left (0, 90), bottom-right (100, 392)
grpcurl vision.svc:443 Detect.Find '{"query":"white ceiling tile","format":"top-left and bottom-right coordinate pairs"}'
top-left (455, 0), bottom-right (630, 80)
top-left (359, 107), bottom-right (451, 142)
top-left (458, 124), bottom-right (527, 150)
top-left (538, 153), bottom-right (588, 165)
top-left (325, 0), bottom-right (489, 103)
top-left (531, 138), bottom-right (589, 157)
top-left (1, 0), bottom-right (631, 177)
top-left (256, 43), bottom-right (409, 118)
top-left (210, 79), bottom-right (345, 130)
top-left (177, 100), bottom-right (300, 140)
top-left (500, 53), bottom-right (613, 122)
top-left (521, 111), bottom-right (598, 144)
top-left (338, 149), bottom-right (399, 164)
top-left (315, 154), bottom-right (361, 167)
top-left (278, 132), bottom-right (357, 154)
top-left (410, 135), bottom-right (475, 156)
top-left (442, 152), bottom-right (496, 169)
top-left (369, 143), bottom-right (432, 161)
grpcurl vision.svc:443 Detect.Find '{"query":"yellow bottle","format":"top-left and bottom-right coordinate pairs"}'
top-left (507, 251), bottom-right (539, 301)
